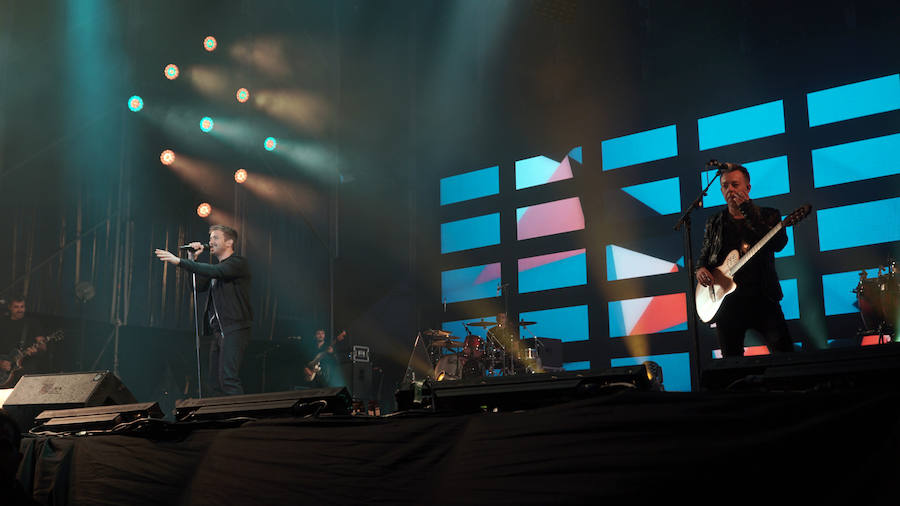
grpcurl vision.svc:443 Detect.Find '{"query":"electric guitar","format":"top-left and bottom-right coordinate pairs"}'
top-left (0, 329), bottom-right (65, 388)
top-left (303, 330), bottom-right (347, 382)
top-left (695, 205), bottom-right (812, 323)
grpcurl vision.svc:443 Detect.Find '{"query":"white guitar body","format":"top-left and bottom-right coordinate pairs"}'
top-left (695, 249), bottom-right (740, 323)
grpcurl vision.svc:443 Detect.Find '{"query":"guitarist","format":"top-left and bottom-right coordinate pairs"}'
top-left (302, 329), bottom-right (346, 387)
top-left (696, 163), bottom-right (793, 358)
top-left (0, 297), bottom-right (51, 377)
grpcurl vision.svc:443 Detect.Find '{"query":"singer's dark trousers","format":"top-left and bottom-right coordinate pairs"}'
top-left (208, 326), bottom-right (251, 396)
top-left (715, 293), bottom-right (793, 358)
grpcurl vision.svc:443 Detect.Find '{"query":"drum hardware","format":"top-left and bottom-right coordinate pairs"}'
top-left (854, 258), bottom-right (898, 344)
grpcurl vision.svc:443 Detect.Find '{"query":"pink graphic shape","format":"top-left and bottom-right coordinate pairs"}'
top-left (473, 262), bottom-right (502, 285)
top-left (517, 197), bottom-right (585, 240)
top-left (629, 293), bottom-right (687, 336)
top-left (518, 248), bottom-right (585, 272)
top-left (546, 156), bottom-right (573, 184)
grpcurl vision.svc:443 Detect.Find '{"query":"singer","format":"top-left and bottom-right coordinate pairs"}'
top-left (695, 162), bottom-right (791, 358)
top-left (155, 225), bottom-right (253, 395)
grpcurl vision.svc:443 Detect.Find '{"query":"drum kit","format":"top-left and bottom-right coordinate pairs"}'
top-left (854, 258), bottom-right (899, 342)
top-left (424, 320), bottom-right (541, 381)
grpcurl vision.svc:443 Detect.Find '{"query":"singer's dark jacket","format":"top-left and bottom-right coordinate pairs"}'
top-left (178, 254), bottom-right (253, 335)
top-left (698, 201), bottom-right (788, 302)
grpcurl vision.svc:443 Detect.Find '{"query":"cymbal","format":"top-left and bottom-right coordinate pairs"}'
top-left (465, 321), bottom-right (495, 327)
top-left (518, 321), bottom-right (537, 326)
top-left (429, 339), bottom-right (464, 347)
top-left (423, 329), bottom-right (451, 337)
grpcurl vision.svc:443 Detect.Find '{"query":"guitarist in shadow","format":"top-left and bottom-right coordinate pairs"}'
top-left (696, 163), bottom-right (793, 358)
top-left (0, 297), bottom-right (51, 382)
top-left (302, 329), bottom-right (346, 388)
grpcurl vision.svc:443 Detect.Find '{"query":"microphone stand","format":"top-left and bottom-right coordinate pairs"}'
top-left (673, 167), bottom-right (720, 391)
top-left (186, 249), bottom-right (203, 399)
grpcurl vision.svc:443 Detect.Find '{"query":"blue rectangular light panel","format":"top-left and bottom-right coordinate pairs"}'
top-left (611, 352), bottom-right (691, 392)
top-left (818, 197), bottom-right (900, 251)
top-left (822, 268), bottom-right (879, 316)
top-left (779, 279), bottom-right (800, 320)
top-left (441, 213), bottom-right (500, 254)
top-left (807, 74), bottom-right (900, 127)
top-left (518, 305), bottom-right (589, 343)
top-left (440, 166), bottom-right (499, 205)
top-left (811, 133), bottom-right (900, 188)
top-left (441, 263), bottom-right (501, 303)
top-left (698, 100), bottom-right (785, 150)
top-left (601, 125), bottom-right (678, 171)
top-left (562, 361), bottom-right (591, 371)
top-left (700, 155), bottom-right (791, 207)
top-left (518, 249), bottom-right (587, 293)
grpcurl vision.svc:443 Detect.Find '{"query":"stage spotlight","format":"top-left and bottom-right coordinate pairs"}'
top-left (264, 137), bottom-right (277, 151)
top-left (234, 169), bottom-right (248, 184)
top-left (197, 203), bottom-right (212, 218)
top-left (203, 36), bottom-right (217, 52)
top-left (127, 95), bottom-right (143, 112)
top-left (164, 64), bottom-right (180, 80)
top-left (236, 87), bottom-right (249, 103)
top-left (160, 149), bottom-right (175, 166)
top-left (200, 116), bottom-right (215, 133)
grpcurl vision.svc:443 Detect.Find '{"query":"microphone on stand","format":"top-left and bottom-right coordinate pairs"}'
top-left (707, 160), bottom-right (730, 173)
top-left (178, 243), bottom-right (210, 250)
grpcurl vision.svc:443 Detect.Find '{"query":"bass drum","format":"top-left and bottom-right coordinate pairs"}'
top-left (434, 354), bottom-right (464, 381)
top-left (857, 274), bottom-right (899, 331)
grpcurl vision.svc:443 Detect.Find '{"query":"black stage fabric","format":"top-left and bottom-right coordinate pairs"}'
top-left (17, 389), bottom-right (900, 505)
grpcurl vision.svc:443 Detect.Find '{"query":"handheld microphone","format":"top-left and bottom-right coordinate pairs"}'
top-left (178, 243), bottom-right (210, 250)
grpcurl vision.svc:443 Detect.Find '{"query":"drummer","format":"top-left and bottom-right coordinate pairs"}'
top-left (487, 312), bottom-right (520, 355)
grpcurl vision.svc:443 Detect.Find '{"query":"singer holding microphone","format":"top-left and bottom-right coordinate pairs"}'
top-left (695, 162), bottom-right (792, 358)
top-left (155, 225), bottom-right (253, 396)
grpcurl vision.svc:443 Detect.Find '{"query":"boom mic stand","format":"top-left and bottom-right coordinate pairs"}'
top-left (674, 164), bottom-right (721, 391)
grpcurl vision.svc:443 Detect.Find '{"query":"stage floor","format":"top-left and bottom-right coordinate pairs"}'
top-left (17, 386), bottom-right (900, 505)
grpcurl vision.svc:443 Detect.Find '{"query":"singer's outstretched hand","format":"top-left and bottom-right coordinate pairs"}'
top-left (155, 249), bottom-right (180, 265)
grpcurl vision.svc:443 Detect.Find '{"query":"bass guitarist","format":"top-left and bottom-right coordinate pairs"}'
top-left (695, 162), bottom-right (793, 358)
top-left (302, 329), bottom-right (346, 387)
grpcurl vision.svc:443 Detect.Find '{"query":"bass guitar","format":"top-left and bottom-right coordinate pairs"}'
top-left (695, 205), bottom-right (812, 323)
top-left (303, 330), bottom-right (347, 382)
top-left (0, 329), bottom-right (65, 388)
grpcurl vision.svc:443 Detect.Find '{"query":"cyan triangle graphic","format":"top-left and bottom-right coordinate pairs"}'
top-left (621, 177), bottom-right (681, 215)
top-left (676, 256), bottom-right (684, 267)
top-left (568, 146), bottom-right (582, 163)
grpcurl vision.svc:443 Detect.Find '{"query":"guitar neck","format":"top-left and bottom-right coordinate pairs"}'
top-left (728, 221), bottom-right (784, 276)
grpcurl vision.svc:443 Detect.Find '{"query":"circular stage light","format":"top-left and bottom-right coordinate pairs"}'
top-left (203, 36), bottom-right (217, 52)
top-left (127, 95), bottom-right (143, 112)
top-left (160, 149), bottom-right (175, 166)
top-left (236, 88), bottom-right (249, 103)
top-left (264, 137), bottom-right (277, 151)
top-left (234, 169), bottom-right (248, 184)
top-left (200, 116), bottom-right (214, 133)
top-left (197, 203), bottom-right (212, 218)
top-left (164, 64), bottom-right (180, 80)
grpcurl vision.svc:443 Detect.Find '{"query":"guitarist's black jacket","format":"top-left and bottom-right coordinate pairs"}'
top-left (178, 255), bottom-right (253, 335)
top-left (698, 202), bottom-right (788, 302)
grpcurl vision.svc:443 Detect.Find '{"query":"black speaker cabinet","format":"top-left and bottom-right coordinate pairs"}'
top-left (340, 362), bottom-right (373, 401)
top-left (2, 371), bottom-right (137, 430)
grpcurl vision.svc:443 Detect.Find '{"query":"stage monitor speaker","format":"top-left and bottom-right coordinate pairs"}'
top-left (396, 365), bottom-right (662, 412)
top-left (2, 371), bottom-right (137, 430)
top-left (34, 402), bottom-right (164, 432)
top-left (174, 387), bottom-right (351, 422)
top-left (701, 343), bottom-right (900, 391)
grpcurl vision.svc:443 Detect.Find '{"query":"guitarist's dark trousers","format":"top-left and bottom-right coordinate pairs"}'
top-left (715, 294), bottom-right (793, 358)
top-left (209, 327), bottom-right (251, 396)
